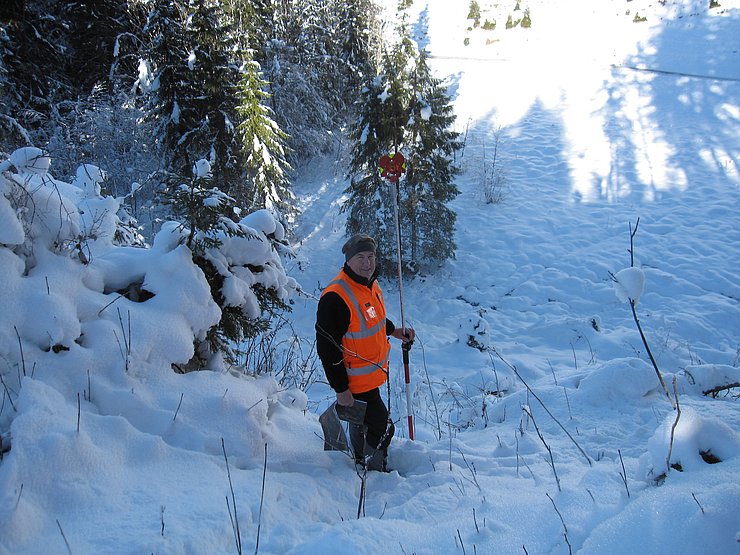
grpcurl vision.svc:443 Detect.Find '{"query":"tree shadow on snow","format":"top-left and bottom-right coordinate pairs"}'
top-left (602, 8), bottom-right (739, 203)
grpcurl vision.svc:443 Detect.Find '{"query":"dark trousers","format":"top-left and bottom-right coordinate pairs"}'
top-left (353, 387), bottom-right (394, 450)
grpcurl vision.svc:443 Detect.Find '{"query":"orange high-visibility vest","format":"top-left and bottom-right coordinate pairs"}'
top-left (322, 269), bottom-right (390, 394)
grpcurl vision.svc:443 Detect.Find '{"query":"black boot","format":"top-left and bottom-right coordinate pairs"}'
top-left (364, 441), bottom-right (389, 472)
top-left (348, 423), bottom-right (365, 465)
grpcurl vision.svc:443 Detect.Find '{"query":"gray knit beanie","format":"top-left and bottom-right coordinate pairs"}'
top-left (342, 234), bottom-right (377, 261)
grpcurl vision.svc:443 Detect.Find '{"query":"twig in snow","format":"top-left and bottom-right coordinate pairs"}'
top-left (456, 529), bottom-right (466, 554)
top-left (357, 468), bottom-right (366, 518)
top-left (14, 483), bottom-right (24, 509)
top-left (546, 493), bottom-right (571, 555)
top-left (222, 438), bottom-right (242, 555)
top-left (13, 326), bottom-right (26, 377)
top-left (0, 373), bottom-right (18, 413)
top-left (96, 294), bottom-right (124, 316)
top-left (113, 308), bottom-right (132, 373)
top-left (161, 505), bottom-right (166, 536)
top-left (491, 346), bottom-right (592, 466)
top-left (666, 376), bottom-right (681, 475)
top-left (457, 448), bottom-right (482, 493)
top-left (76, 393), bottom-right (80, 434)
top-left (618, 449), bottom-right (630, 498)
top-left (570, 342), bottom-right (578, 372)
top-left (56, 519), bottom-right (73, 555)
top-left (173, 393), bottom-right (184, 422)
top-left (255, 443), bottom-right (267, 555)
top-left (419, 336), bottom-right (442, 440)
top-left (449, 422), bottom-right (453, 471)
top-left (525, 406), bottom-right (560, 492)
top-left (619, 219), bottom-right (674, 406)
top-left (547, 359), bottom-right (558, 385)
top-left (702, 382), bottom-right (740, 398)
top-left (691, 493), bottom-right (705, 514)
top-left (563, 387), bottom-right (573, 420)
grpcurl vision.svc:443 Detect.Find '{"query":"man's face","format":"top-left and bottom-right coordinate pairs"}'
top-left (347, 250), bottom-right (376, 280)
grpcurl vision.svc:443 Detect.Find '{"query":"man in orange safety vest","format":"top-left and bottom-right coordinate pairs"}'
top-left (316, 234), bottom-right (414, 471)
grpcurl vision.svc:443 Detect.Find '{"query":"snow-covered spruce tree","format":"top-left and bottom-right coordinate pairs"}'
top-left (0, 22), bottom-right (17, 149)
top-left (235, 56), bottom-right (293, 220)
top-left (181, 0), bottom-right (248, 199)
top-left (163, 160), bottom-right (292, 368)
top-left (0, 0), bottom-right (74, 151)
top-left (404, 49), bottom-right (461, 271)
top-left (344, 34), bottom-right (415, 275)
top-left (346, 10), bottom-right (460, 275)
top-left (331, 0), bottom-right (384, 96)
top-left (260, 25), bottom-right (335, 161)
top-left (61, 0), bottom-right (143, 95)
top-left (137, 0), bottom-right (191, 172)
top-left (253, 0), bottom-right (383, 162)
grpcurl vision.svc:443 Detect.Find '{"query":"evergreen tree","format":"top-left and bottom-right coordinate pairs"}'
top-left (182, 0), bottom-right (245, 198)
top-left (345, 36), bottom-right (415, 275)
top-left (346, 9), bottom-right (460, 275)
top-left (404, 50), bottom-right (461, 271)
top-left (0, 0), bottom-right (73, 150)
top-left (138, 0), bottom-right (191, 172)
top-left (163, 161), bottom-right (289, 367)
top-left (235, 57), bottom-right (293, 218)
top-left (62, 0), bottom-right (139, 94)
top-left (139, 0), bottom-right (261, 210)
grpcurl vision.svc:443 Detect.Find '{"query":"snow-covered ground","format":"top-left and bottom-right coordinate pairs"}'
top-left (1, 0), bottom-right (739, 553)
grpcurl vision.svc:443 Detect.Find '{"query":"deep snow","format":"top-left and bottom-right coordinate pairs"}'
top-left (1, 1), bottom-right (739, 554)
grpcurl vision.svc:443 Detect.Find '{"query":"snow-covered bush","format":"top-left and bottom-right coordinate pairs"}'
top-left (162, 161), bottom-right (298, 368)
top-left (0, 148), bottom-right (296, 383)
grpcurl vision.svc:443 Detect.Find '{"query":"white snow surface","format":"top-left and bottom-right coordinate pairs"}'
top-left (1, 1), bottom-right (739, 554)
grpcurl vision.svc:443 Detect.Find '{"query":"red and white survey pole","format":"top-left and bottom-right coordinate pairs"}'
top-left (378, 152), bottom-right (415, 441)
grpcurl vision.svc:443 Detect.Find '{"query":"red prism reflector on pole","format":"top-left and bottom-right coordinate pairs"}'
top-left (378, 152), bottom-right (406, 183)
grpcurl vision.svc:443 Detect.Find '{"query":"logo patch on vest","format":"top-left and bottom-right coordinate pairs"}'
top-left (364, 303), bottom-right (377, 321)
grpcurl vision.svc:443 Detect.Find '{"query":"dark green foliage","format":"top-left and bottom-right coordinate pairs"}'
top-left (346, 17), bottom-right (460, 276)
top-left (235, 59), bottom-right (292, 217)
top-left (181, 1), bottom-right (246, 198)
top-left (0, 0), bottom-right (144, 152)
top-left (404, 51), bottom-right (461, 271)
top-left (521, 9), bottom-right (532, 28)
top-left (0, 0), bottom-right (72, 149)
top-left (162, 169), bottom-right (241, 253)
top-left (142, 1), bottom-right (239, 180)
top-left (138, 1), bottom-right (190, 162)
top-left (162, 167), bottom-right (288, 365)
top-left (506, 15), bottom-right (516, 29)
top-left (468, 1), bottom-right (481, 27)
top-left (62, 0), bottom-right (140, 94)
top-left (345, 35), bottom-right (416, 274)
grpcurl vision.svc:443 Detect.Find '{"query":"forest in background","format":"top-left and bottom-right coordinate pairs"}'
top-left (1, 0), bottom-right (465, 365)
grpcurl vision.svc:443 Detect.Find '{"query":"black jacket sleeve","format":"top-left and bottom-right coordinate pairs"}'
top-left (316, 291), bottom-right (351, 393)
